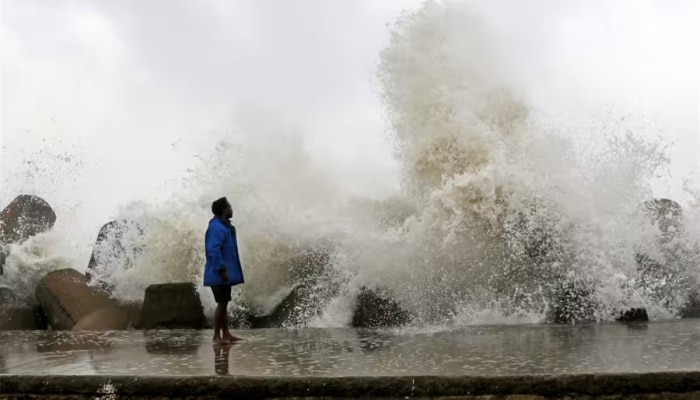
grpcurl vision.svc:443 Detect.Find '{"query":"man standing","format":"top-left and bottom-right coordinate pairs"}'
top-left (204, 197), bottom-right (244, 343)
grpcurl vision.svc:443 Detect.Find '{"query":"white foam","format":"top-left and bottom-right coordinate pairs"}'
top-left (1, 1), bottom-right (698, 327)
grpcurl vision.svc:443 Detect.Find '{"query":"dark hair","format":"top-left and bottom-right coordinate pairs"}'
top-left (211, 197), bottom-right (229, 217)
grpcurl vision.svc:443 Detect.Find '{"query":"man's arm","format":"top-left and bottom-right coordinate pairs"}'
top-left (205, 225), bottom-right (228, 282)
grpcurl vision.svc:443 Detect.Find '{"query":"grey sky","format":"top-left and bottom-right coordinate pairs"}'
top-left (1, 0), bottom-right (421, 217)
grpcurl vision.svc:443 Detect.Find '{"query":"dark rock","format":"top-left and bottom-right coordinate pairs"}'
top-left (680, 290), bottom-right (700, 319)
top-left (246, 243), bottom-right (340, 329)
top-left (35, 268), bottom-right (116, 330)
top-left (118, 301), bottom-right (143, 326)
top-left (0, 194), bottom-right (57, 244)
top-left (72, 306), bottom-right (136, 331)
top-left (85, 219), bottom-right (144, 291)
top-left (0, 305), bottom-right (47, 330)
top-left (0, 195), bottom-right (56, 276)
top-left (617, 308), bottom-right (649, 322)
top-left (249, 285), bottom-right (306, 328)
top-left (283, 244), bottom-right (341, 322)
top-left (0, 287), bottom-right (17, 305)
top-left (136, 283), bottom-right (208, 330)
top-left (1, 285), bottom-right (40, 309)
top-left (0, 245), bottom-right (7, 275)
top-left (352, 286), bottom-right (412, 328)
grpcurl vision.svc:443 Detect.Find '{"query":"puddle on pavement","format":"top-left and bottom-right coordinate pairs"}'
top-left (1, 320), bottom-right (699, 376)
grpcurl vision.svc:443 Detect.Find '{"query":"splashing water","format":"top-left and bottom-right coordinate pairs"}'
top-left (365, 2), bottom-right (699, 324)
top-left (1, 1), bottom-right (698, 327)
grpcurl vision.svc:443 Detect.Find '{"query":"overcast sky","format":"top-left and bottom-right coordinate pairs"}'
top-left (1, 0), bottom-right (424, 216)
top-left (1, 0), bottom-right (698, 227)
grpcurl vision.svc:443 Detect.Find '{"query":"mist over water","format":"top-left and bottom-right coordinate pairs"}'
top-left (1, 1), bottom-right (699, 327)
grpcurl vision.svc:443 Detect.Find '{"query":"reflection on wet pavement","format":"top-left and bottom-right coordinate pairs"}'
top-left (1, 320), bottom-right (699, 376)
top-left (214, 344), bottom-right (233, 375)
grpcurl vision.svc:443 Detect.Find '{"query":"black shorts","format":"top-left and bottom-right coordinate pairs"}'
top-left (211, 285), bottom-right (232, 304)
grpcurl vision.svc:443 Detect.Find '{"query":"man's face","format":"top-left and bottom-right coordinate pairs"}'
top-left (225, 203), bottom-right (233, 219)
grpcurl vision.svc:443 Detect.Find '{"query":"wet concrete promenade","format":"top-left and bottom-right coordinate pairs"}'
top-left (1, 320), bottom-right (699, 398)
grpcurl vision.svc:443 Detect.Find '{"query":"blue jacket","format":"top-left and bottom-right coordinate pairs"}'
top-left (203, 217), bottom-right (244, 287)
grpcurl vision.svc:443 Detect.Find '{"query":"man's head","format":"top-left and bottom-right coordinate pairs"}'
top-left (211, 197), bottom-right (233, 219)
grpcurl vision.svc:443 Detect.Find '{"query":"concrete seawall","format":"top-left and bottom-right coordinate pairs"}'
top-left (1, 372), bottom-right (700, 399)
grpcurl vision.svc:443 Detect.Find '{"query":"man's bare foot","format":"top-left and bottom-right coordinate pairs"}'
top-left (222, 333), bottom-right (242, 342)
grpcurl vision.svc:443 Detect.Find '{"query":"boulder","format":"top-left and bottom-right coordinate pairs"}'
top-left (245, 243), bottom-right (340, 329)
top-left (352, 286), bottom-right (412, 328)
top-left (248, 282), bottom-right (344, 328)
top-left (0, 306), bottom-right (47, 330)
top-left (0, 194), bottom-right (57, 244)
top-left (680, 290), bottom-right (700, 319)
top-left (72, 306), bottom-right (136, 331)
top-left (249, 285), bottom-right (305, 328)
top-left (136, 283), bottom-right (208, 329)
top-left (0, 245), bottom-right (7, 275)
top-left (617, 308), bottom-right (649, 322)
top-left (0, 287), bottom-right (17, 305)
top-left (35, 268), bottom-right (116, 330)
top-left (85, 220), bottom-right (144, 290)
top-left (118, 301), bottom-right (143, 325)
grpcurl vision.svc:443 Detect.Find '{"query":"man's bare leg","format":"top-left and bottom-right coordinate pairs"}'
top-left (214, 302), bottom-right (241, 343)
top-left (221, 303), bottom-right (242, 342)
top-left (213, 303), bottom-right (228, 344)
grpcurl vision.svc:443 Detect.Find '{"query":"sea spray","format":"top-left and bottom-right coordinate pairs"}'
top-left (367, 1), bottom-right (698, 324)
top-left (1, 1), bottom-right (698, 327)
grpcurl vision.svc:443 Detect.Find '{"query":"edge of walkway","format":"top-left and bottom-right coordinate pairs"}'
top-left (1, 371), bottom-right (700, 398)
